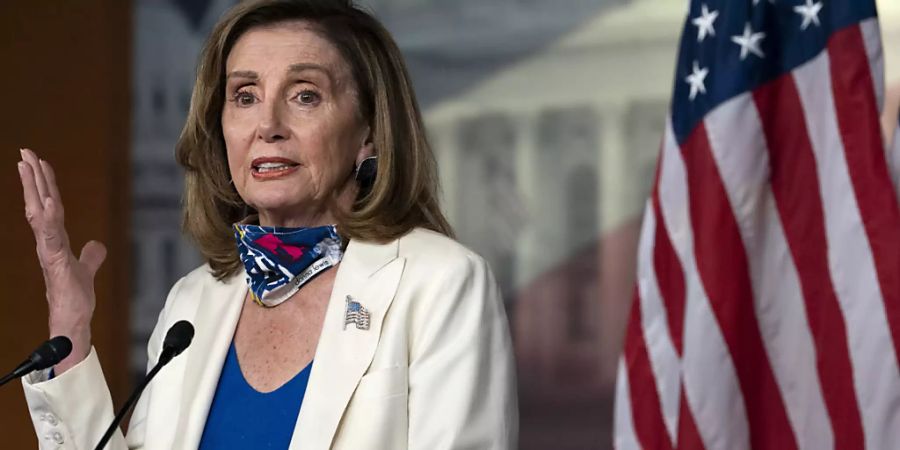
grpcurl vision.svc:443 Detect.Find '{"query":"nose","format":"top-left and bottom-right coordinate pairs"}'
top-left (257, 101), bottom-right (290, 143)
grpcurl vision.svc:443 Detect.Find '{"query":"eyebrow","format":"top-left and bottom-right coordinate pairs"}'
top-left (225, 64), bottom-right (334, 82)
top-left (288, 63), bottom-right (334, 83)
top-left (226, 70), bottom-right (258, 80)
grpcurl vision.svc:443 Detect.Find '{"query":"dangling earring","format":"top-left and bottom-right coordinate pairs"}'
top-left (355, 155), bottom-right (377, 197)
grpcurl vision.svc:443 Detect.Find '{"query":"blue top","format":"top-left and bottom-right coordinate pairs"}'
top-left (198, 342), bottom-right (312, 449)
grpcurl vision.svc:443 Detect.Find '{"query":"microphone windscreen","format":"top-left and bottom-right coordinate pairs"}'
top-left (162, 320), bottom-right (195, 356)
top-left (31, 336), bottom-right (73, 370)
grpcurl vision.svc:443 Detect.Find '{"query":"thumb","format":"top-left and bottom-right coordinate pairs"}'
top-left (79, 240), bottom-right (107, 277)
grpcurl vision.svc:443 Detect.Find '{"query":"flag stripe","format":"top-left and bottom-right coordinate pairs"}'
top-left (651, 180), bottom-right (687, 357)
top-left (754, 73), bottom-right (864, 449)
top-left (680, 122), bottom-right (797, 449)
top-left (624, 289), bottom-right (675, 450)
top-left (676, 385), bottom-right (705, 450)
top-left (657, 123), bottom-right (749, 450)
top-left (637, 203), bottom-right (682, 442)
top-left (614, 359), bottom-right (641, 450)
top-left (792, 28), bottom-right (900, 448)
top-left (829, 23), bottom-right (900, 374)
top-left (860, 19), bottom-right (884, 114)
top-left (703, 92), bottom-right (834, 450)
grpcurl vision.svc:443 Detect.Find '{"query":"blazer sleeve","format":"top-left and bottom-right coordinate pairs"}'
top-left (406, 253), bottom-right (519, 450)
top-left (21, 277), bottom-right (183, 450)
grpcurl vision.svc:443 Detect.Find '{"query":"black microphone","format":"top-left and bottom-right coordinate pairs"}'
top-left (0, 336), bottom-right (72, 387)
top-left (94, 321), bottom-right (194, 450)
top-left (156, 320), bottom-right (194, 365)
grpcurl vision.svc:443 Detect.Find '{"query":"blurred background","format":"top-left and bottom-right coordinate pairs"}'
top-left (1, 0), bottom-right (898, 448)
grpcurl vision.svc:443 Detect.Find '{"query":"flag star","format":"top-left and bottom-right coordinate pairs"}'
top-left (685, 61), bottom-right (709, 101)
top-left (692, 4), bottom-right (719, 42)
top-left (794, 0), bottom-right (823, 30)
top-left (731, 23), bottom-right (766, 60)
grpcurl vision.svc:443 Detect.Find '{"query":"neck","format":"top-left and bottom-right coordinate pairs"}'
top-left (257, 212), bottom-right (333, 228)
top-left (254, 180), bottom-right (358, 228)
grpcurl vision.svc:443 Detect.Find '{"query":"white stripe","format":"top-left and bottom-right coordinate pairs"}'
top-left (614, 359), bottom-right (642, 450)
top-left (703, 94), bottom-right (832, 450)
top-left (795, 49), bottom-right (900, 450)
top-left (859, 19), bottom-right (897, 198)
top-left (861, 19), bottom-right (885, 115)
top-left (636, 202), bottom-right (681, 443)
top-left (656, 121), bottom-right (749, 450)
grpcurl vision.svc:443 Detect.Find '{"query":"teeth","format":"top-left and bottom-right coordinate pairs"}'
top-left (255, 162), bottom-right (293, 173)
top-left (257, 162), bottom-right (290, 169)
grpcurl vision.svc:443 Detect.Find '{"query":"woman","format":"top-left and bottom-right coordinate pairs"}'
top-left (17, 0), bottom-right (517, 448)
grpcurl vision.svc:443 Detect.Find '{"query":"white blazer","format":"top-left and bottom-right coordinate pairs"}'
top-left (22, 228), bottom-right (518, 449)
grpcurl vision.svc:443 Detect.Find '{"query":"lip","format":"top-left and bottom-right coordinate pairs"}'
top-left (250, 156), bottom-right (301, 180)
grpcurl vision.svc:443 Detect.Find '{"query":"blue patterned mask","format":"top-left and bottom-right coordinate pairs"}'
top-left (234, 222), bottom-right (343, 307)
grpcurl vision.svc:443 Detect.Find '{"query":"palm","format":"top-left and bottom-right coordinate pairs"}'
top-left (18, 148), bottom-right (106, 369)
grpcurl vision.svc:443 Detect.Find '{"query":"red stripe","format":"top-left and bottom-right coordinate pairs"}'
top-left (753, 74), bottom-right (865, 449)
top-left (652, 195), bottom-right (686, 356)
top-left (651, 150), bottom-right (687, 356)
top-left (828, 25), bottom-right (900, 369)
top-left (681, 123), bottom-right (798, 450)
top-left (676, 384), bottom-right (705, 450)
top-left (624, 288), bottom-right (674, 450)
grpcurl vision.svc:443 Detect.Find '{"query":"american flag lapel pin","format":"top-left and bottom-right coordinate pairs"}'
top-left (344, 295), bottom-right (371, 331)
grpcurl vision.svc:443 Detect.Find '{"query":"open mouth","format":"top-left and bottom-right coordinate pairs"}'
top-left (251, 157), bottom-right (300, 178)
top-left (254, 162), bottom-right (298, 173)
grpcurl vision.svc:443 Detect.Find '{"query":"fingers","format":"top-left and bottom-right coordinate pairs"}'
top-left (39, 160), bottom-right (66, 237)
top-left (40, 159), bottom-right (64, 204)
top-left (20, 148), bottom-right (50, 201)
top-left (18, 149), bottom-right (72, 263)
top-left (79, 240), bottom-right (107, 277)
top-left (18, 160), bottom-right (45, 227)
top-left (41, 197), bottom-right (69, 255)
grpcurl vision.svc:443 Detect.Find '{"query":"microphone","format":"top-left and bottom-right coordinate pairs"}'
top-left (0, 336), bottom-right (72, 387)
top-left (158, 319), bottom-right (195, 366)
top-left (94, 321), bottom-right (194, 450)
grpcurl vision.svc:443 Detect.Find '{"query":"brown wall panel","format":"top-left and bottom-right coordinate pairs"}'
top-left (0, 1), bottom-right (131, 447)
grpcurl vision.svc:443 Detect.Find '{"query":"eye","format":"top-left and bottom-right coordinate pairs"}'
top-left (232, 90), bottom-right (257, 107)
top-left (295, 90), bottom-right (321, 105)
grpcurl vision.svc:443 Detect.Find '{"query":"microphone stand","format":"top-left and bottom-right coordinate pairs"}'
top-left (94, 320), bottom-right (193, 450)
top-left (93, 358), bottom-right (167, 450)
top-left (0, 363), bottom-right (35, 387)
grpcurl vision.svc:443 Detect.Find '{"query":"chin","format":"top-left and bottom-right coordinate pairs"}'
top-left (250, 197), bottom-right (306, 212)
top-left (247, 193), bottom-right (311, 217)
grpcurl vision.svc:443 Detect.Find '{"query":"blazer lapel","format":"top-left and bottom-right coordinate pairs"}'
top-left (289, 238), bottom-right (406, 450)
top-left (173, 273), bottom-right (246, 449)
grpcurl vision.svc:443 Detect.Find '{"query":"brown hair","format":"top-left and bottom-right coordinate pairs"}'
top-left (176, 0), bottom-right (453, 279)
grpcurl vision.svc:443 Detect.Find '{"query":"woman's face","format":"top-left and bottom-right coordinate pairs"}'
top-left (222, 21), bottom-right (372, 227)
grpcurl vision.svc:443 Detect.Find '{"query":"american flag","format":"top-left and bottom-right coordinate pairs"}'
top-left (344, 296), bottom-right (371, 331)
top-left (615, 1), bottom-right (900, 449)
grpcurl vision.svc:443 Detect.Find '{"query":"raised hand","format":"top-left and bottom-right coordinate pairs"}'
top-left (18, 148), bottom-right (107, 374)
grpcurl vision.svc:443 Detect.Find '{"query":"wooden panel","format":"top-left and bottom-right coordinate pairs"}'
top-left (0, 1), bottom-right (131, 447)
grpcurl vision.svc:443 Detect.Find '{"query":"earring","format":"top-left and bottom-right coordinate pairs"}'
top-left (355, 156), bottom-right (377, 180)
top-left (355, 156), bottom-right (377, 196)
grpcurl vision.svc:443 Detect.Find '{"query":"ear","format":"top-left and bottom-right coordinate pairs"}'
top-left (355, 126), bottom-right (375, 166)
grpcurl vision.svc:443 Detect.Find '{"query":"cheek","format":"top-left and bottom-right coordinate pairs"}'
top-left (222, 114), bottom-right (254, 175)
top-left (298, 125), bottom-right (356, 187)
top-left (314, 107), bottom-right (365, 177)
